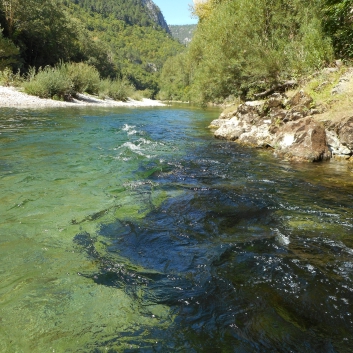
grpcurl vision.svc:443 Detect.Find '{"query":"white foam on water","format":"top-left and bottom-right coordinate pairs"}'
top-left (122, 124), bottom-right (136, 131)
top-left (127, 129), bottom-right (138, 135)
top-left (273, 228), bottom-right (290, 246)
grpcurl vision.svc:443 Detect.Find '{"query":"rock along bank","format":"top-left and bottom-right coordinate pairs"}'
top-left (209, 91), bottom-right (353, 163)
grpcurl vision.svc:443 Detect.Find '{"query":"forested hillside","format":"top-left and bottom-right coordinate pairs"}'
top-left (0, 0), bottom-right (182, 96)
top-left (70, 0), bottom-right (170, 32)
top-left (160, 0), bottom-right (353, 104)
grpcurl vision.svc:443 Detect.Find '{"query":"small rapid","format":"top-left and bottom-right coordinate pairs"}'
top-left (0, 106), bottom-right (352, 352)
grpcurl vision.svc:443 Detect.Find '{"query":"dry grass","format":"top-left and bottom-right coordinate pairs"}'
top-left (286, 66), bottom-right (353, 123)
top-left (221, 104), bottom-right (238, 115)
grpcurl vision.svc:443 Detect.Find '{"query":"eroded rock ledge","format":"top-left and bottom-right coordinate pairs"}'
top-left (210, 91), bottom-right (353, 162)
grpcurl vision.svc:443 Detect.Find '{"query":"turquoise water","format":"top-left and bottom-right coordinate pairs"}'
top-left (0, 106), bottom-right (352, 352)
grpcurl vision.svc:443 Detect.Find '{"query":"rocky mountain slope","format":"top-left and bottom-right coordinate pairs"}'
top-left (169, 25), bottom-right (197, 45)
top-left (142, 0), bottom-right (170, 33)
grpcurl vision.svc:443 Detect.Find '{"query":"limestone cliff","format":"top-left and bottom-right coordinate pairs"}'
top-left (142, 0), bottom-right (171, 34)
top-left (169, 25), bottom-right (197, 45)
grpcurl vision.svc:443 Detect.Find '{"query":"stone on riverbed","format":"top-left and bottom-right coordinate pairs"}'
top-left (288, 90), bottom-right (313, 108)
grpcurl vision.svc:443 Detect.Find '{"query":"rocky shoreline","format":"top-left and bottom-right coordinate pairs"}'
top-left (210, 79), bottom-right (353, 163)
top-left (0, 86), bottom-right (166, 109)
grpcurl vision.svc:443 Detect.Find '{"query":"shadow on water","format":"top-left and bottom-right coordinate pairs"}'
top-left (74, 140), bottom-right (353, 352)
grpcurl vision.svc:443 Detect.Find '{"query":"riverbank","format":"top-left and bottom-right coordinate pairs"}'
top-left (0, 86), bottom-right (166, 108)
top-left (210, 66), bottom-right (353, 163)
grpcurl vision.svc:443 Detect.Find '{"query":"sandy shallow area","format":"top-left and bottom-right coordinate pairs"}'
top-left (0, 86), bottom-right (166, 108)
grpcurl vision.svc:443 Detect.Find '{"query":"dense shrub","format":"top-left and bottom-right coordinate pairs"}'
top-left (323, 0), bottom-right (353, 58)
top-left (98, 78), bottom-right (134, 101)
top-left (0, 68), bottom-right (22, 87)
top-left (23, 65), bottom-right (74, 100)
top-left (158, 52), bottom-right (191, 101)
top-left (22, 62), bottom-right (136, 101)
top-left (0, 32), bottom-right (20, 71)
top-left (66, 62), bottom-right (100, 94)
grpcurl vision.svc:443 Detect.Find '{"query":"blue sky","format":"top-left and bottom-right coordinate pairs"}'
top-left (153, 0), bottom-right (198, 25)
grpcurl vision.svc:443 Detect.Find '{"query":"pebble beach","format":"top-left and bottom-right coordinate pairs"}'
top-left (0, 86), bottom-right (166, 108)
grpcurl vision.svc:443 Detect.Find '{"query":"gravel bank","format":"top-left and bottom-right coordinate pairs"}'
top-left (0, 86), bottom-right (166, 108)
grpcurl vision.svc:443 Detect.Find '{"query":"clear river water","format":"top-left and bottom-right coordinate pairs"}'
top-left (0, 105), bottom-right (353, 353)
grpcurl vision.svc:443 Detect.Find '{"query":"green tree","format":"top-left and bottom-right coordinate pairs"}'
top-left (323, 0), bottom-right (353, 57)
top-left (0, 28), bottom-right (19, 70)
top-left (0, 0), bottom-right (183, 95)
top-left (158, 51), bottom-right (191, 100)
top-left (162, 0), bottom-right (334, 103)
top-left (0, 0), bottom-right (81, 68)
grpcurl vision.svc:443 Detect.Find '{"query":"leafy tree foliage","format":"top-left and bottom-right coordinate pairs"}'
top-left (158, 51), bottom-right (191, 100)
top-left (0, 0), bottom-right (80, 68)
top-left (0, 0), bottom-right (183, 96)
top-left (0, 29), bottom-right (19, 70)
top-left (193, 0), bottom-right (224, 20)
top-left (161, 0), bottom-right (334, 103)
top-left (323, 0), bottom-right (353, 57)
top-left (64, 1), bottom-right (182, 93)
top-left (70, 0), bottom-right (160, 28)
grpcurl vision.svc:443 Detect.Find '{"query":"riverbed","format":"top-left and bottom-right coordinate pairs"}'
top-left (0, 106), bottom-right (352, 352)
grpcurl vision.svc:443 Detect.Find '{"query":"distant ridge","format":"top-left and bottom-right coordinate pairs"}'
top-left (169, 24), bottom-right (197, 45)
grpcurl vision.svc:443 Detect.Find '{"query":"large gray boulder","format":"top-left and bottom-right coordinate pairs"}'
top-left (213, 100), bottom-right (273, 146)
top-left (214, 117), bottom-right (245, 141)
top-left (274, 117), bottom-right (331, 162)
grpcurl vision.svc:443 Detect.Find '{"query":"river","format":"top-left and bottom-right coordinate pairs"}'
top-left (0, 106), bottom-right (352, 352)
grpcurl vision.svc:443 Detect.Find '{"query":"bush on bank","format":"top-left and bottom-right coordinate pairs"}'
top-left (24, 64), bottom-right (74, 100)
top-left (22, 62), bottom-right (137, 101)
top-left (98, 78), bottom-right (134, 101)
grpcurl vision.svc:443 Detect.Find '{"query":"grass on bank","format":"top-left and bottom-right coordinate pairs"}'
top-left (0, 68), bottom-right (23, 87)
top-left (200, 63), bottom-right (353, 126)
top-left (285, 65), bottom-right (353, 123)
top-left (0, 62), bottom-right (147, 102)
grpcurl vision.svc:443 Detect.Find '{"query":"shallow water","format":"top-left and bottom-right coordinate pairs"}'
top-left (0, 105), bottom-right (352, 352)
